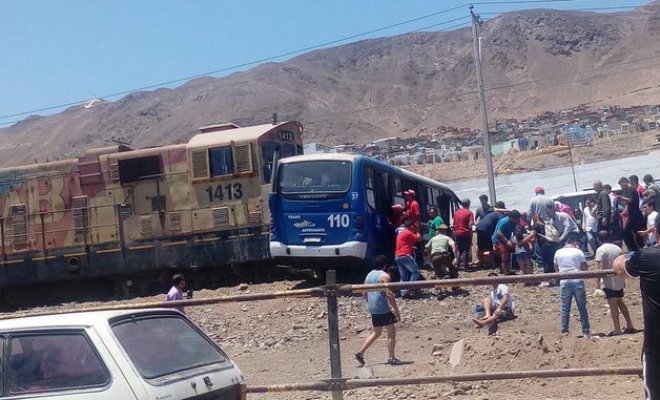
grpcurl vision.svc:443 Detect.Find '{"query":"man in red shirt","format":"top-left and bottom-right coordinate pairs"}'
top-left (395, 218), bottom-right (422, 298)
top-left (390, 204), bottom-right (405, 230)
top-left (404, 190), bottom-right (421, 230)
top-left (453, 198), bottom-right (475, 271)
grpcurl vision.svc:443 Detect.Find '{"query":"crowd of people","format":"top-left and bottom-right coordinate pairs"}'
top-left (358, 175), bottom-right (660, 398)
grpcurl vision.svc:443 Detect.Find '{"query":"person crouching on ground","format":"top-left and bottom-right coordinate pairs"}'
top-left (595, 230), bottom-right (635, 336)
top-left (426, 224), bottom-right (457, 279)
top-left (472, 272), bottom-right (515, 332)
top-left (355, 255), bottom-right (404, 367)
top-left (554, 232), bottom-right (591, 338)
top-left (394, 218), bottom-right (422, 298)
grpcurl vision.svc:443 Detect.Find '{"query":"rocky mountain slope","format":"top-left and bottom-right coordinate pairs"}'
top-left (2, 2), bottom-right (660, 167)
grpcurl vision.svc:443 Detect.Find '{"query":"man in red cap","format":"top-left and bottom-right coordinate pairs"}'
top-left (528, 186), bottom-right (554, 222)
top-left (404, 190), bottom-right (421, 230)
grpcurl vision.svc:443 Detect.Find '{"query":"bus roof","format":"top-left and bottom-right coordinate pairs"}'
top-left (279, 153), bottom-right (457, 195)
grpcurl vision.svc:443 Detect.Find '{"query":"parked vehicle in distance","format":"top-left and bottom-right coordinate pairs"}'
top-left (269, 153), bottom-right (459, 270)
top-left (0, 310), bottom-right (246, 399)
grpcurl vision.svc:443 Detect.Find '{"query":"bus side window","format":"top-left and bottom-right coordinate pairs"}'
top-left (365, 167), bottom-right (376, 210)
top-left (438, 193), bottom-right (452, 225)
top-left (389, 175), bottom-right (404, 207)
top-left (374, 170), bottom-right (388, 213)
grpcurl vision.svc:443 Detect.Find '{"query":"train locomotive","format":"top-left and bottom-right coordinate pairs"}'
top-left (0, 121), bottom-right (303, 295)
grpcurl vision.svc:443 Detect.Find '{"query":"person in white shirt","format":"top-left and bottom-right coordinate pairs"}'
top-left (472, 272), bottom-right (515, 332)
top-left (582, 197), bottom-right (598, 255)
top-left (639, 201), bottom-right (658, 247)
top-left (595, 231), bottom-right (635, 336)
top-left (554, 232), bottom-right (590, 337)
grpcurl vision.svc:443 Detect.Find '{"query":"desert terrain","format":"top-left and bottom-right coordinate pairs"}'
top-left (2, 265), bottom-right (647, 400)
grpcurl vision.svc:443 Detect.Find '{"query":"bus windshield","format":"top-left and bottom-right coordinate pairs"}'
top-left (279, 161), bottom-right (352, 194)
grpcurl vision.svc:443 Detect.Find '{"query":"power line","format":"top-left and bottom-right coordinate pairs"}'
top-left (0, 16), bottom-right (475, 128)
top-left (480, 4), bottom-right (654, 15)
top-left (471, 0), bottom-right (581, 4)
top-left (0, 0), bottom-right (586, 122)
top-left (0, 0), bottom-right (652, 127)
top-left (0, 4), bottom-right (473, 122)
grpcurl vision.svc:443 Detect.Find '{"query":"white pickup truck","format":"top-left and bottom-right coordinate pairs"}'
top-left (0, 309), bottom-right (246, 399)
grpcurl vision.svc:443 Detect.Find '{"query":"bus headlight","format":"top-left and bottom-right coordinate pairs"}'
top-left (354, 233), bottom-right (363, 240)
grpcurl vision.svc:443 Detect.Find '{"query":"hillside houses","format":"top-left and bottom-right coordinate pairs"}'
top-left (304, 103), bottom-right (660, 166)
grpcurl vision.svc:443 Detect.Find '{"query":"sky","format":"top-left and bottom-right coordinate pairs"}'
top-left (0, 0), bottom-right (653, 125)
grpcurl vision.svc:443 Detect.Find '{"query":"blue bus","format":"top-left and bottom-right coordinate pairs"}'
top-left (269, 153), bottom-right (459, 269)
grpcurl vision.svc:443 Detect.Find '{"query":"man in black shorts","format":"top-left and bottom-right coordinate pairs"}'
top-left (475, 201), bottom-right (505, 268)
top-left (596, 231), bottom-right (635, 336)
top-left (355, 255), bottom-right (403, 366)
top-left (615, 213), bottom-right (660, 399)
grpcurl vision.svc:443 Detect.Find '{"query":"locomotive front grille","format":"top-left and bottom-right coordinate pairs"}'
top-left (212, 207), bottom-right (230, 227)
top-left (247, 211), bottom-right (261, 225)
top-left (10, 204), bottom-right (27, 248)
top-left (140, 216), bottom-right (154, 235)
top-left (109, 163), bottom-right (120, 182)
top-left (168, 212), bottom-right (182, 231)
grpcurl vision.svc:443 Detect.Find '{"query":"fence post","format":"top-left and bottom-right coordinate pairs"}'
top-left (325, 269), bottom-right (344, 400)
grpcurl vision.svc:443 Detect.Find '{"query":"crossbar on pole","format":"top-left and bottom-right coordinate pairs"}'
top-left (247, 366), bottom-right (642, 393)
top-left (341, 270), bottom-right (615, 294)
top-left (0, 287), bottom-right (324, 320)
top-left (0, 270), bottom-right (616, 320)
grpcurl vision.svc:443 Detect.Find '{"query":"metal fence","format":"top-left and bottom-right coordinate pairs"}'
top-left (0, 270), bottom-right (643, 398)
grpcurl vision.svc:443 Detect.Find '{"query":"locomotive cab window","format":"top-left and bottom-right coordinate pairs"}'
top-left (261, 142), bottom-right (281, 184)
top-left (282, 144), bottom-right (296, 158)
top-left (118, 155), bottom-right (162, 185)
top-left (209, 146), bottom-right (234, 177)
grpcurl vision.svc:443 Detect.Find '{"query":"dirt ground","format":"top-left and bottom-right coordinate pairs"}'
top-left (409, 131), bottom-right (660, 183)
top-left (1, 264), bottom-right (647, 400)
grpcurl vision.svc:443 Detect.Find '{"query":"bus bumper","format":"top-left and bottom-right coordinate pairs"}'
top-left (269, 241), bottom-right (368, 259)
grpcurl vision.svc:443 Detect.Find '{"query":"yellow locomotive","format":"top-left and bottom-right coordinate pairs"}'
top-left (0, 121), bottom-right (303, 294)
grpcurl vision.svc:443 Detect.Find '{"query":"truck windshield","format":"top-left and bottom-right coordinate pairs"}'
top-left (112, 315), bottom-right (226, 379)
top-left (279, 161), bottom-right (352, 194)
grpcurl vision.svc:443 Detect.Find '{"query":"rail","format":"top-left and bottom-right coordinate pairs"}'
top-left (0, 269), bottom-right (642, 399)
top-left (248, 367), bottom-right (643, 393)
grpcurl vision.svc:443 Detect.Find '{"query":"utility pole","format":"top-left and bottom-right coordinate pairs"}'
top-left (565, 130), bottom-right (579, 192)
top-left (470, 5), bottom-right (497, 203)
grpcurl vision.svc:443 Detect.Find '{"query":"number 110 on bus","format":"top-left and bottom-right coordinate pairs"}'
top-left (327, 213), bottom-right (349, 228)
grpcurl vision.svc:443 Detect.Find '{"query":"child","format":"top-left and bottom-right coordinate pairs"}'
top-left (512, 228), bottom-right (533, 276)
